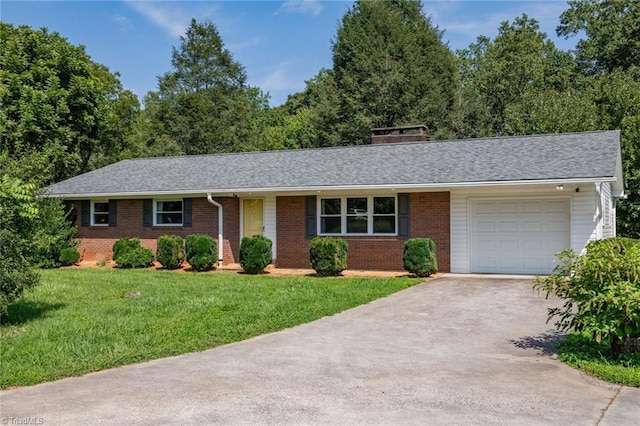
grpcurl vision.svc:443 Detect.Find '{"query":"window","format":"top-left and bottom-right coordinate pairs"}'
top-left (91, 201), bottom-right (109, 226)
top-left (320, 198), bottom-right (341, 234)
top-left (373, 197), bottom-right (396, 233)
top-left (155, 200), bottom-right (183, 225)
top-left (319, 196), bottom-right (396, 235)
top-left (346, 197), bottom-right (368, 234)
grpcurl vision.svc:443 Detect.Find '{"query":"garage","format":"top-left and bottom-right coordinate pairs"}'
top-left (470, 198), bottom-right (570, 274)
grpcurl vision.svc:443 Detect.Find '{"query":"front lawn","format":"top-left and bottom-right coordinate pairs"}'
top-left (557, 333), bottom-right (640, 387)
top-left (1, 269), bottom-right (422, 388)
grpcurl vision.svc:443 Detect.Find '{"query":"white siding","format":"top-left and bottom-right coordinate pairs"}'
top-left (451, 184), bottom-right (600, 273)
top-left (601, 182), bottom-right (615, 238)
top-left (450, 193), bottom-right (469, 273)
top-left (571, 184), bottom-right (599, 254)
top-left (263, 194), bottom-right (277, 261)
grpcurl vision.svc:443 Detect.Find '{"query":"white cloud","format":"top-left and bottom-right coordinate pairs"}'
top-left (110, 14), bottom-right (133, 32)
top-left (277, 0), bottom-right (323, 16)
top-left (423, 1), bottom-right (573, 50)
top-left (125, 1), bottom-right (218, 38)
top-left (257, 62), bottom-right (304, 93)
top-left (227, 36), bottom-right (263, 52)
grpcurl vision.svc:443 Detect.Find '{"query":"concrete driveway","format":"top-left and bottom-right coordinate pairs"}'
top-left (1, 276), bottom-right (638, 425)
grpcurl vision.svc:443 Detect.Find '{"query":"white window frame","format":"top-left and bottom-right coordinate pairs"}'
top-left (91, 200), bottom-right (110, 227)
top-left (318, 195), bottom-right (398, 236)
top-left (153, 199), bottom-right (184, 226)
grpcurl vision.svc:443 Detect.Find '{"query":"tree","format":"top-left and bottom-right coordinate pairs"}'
top-left (140, 19), bottom-right (269, 156)
top-left (593, 67), bottom-right (640, 237)
top-left (0, 173), bottom-right (40, 316)
top-left (458, 14), bottom-right (578, 135)
top-left (328, 0), bottom-right (458, 145)
top-left (279, 69), bottom-right (340, 148)
top-left (558, 0), bottom-right (640, 74)
top-left (0, 23), bottom-right (138, 183)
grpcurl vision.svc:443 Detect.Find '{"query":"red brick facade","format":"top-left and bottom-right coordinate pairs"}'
top-left (72, 197), bottom-right (239, 263)
top-left (276, 192), bottom-right (450, 271)
top-left (72, 192), bottom-right (450, 271)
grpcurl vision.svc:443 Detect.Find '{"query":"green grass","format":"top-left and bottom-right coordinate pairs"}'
top-left (1, 268), bottom-right (422, 388)
top-left (557, 333), bottom-right (640, 387)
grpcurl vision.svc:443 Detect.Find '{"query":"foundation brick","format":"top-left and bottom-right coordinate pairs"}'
top-left (72, 197), bottom-right (239, 264)
top-left (275, 193), bottom-right (450, 271)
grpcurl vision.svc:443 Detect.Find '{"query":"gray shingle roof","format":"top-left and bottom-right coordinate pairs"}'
top-left (45, 130), bottom-right (622, 197)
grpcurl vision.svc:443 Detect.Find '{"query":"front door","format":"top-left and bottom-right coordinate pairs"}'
top-left (242, 199), bottom-right (264, 238)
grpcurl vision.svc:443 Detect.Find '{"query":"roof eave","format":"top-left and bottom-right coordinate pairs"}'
top-left (42, 177), bottom-right (617, 199)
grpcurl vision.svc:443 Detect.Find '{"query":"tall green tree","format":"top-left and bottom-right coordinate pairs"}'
top-left (0, 173), bottom-right (40, 317)
top-left (593, 68), bottom-right (640, 237)
top-left (328, 0), bottom-right (457, 145)
top-left (0, 23), bottom-right (138, 183)
top-left (458, 14), bottom-right (577, 136)
top-left (139, 19), bottom-right (269, 156)
top-left (558, 0), bottom-right (640, 74)
top-left (281, 69), bottom-right (341, 148)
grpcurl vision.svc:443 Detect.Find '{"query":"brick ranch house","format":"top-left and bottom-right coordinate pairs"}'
top-left (44, 129), bottom-right (625, 274)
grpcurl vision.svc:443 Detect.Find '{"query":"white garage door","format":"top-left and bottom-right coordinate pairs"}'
top-left (471, 199), bottom-right (570, 274)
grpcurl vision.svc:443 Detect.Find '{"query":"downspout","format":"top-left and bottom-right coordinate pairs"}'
top-left (206, 193), bottom-right (224, 266)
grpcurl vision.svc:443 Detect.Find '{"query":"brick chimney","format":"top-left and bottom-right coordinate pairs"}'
top-left (371, 125), bottom-right (428, 144)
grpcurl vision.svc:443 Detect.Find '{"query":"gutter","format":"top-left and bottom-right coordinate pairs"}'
top-left (206, 193), bottom-right (224, 266)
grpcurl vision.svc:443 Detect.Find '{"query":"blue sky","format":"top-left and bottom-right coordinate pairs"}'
top-left (2, 1), bottom-right (579, 106)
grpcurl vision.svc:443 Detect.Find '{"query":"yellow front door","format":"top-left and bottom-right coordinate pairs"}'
top-left (243, 199), bottom-right (264, 238)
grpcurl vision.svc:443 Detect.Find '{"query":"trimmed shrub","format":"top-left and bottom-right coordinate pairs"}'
top-left (309, 237), bottom-right (348, 276)
top-left (240, 235), bottom-right (273, 274)
top-left (115, 247), bottom-right (155, 269)
top-left (534, 237), bottom-right (640, 358)
top-left (59, 247), bottom-right (80, 266)
top-left (403, 238), bottom-right (438, 277)
top-left (112, 238), bottom-right (142, 263)
top-left (156, 235), bottom-right (185, 270)
top-left (186, 234), bottom-right (217, 272)
top-left (112, 238), bottom-right (154, 268)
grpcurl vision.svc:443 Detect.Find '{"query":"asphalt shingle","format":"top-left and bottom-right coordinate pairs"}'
top-left (44, 130), bottom-right (621, 197)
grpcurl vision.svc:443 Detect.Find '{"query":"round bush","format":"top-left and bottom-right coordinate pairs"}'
top-left (309, 237), bottom-right (348, 276)
top-left (403, 238), bottom-right (438, 277)
top-left (186, 234), bottom-right (217, 272)
top-left (239, 235), bottom-right (273, 274)
top-left (115, 246), bottom-right (154, 269)
top-left (59, 247), bottom-right (80, 266)
top-left (112, 238), bottom-right (142, 263)
top-left (156, 235), bottom-right (185, 269)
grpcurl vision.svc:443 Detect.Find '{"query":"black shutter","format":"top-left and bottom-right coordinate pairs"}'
top-left (398, 193), bottom-right (409, 239)
top-left (108, 199), bottom-right (117, 227)
top-left (305, 195), bottom-right (317, 238)
top-left (143, 199), bottom-right (153, 227)
top-left (81, 200), bottom-right (90, 227)
top-left (183, 198), bottom-right (192, 227)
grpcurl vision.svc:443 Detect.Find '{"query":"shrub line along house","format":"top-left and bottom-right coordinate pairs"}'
top-left (45, 129), bottom-right (625, 274)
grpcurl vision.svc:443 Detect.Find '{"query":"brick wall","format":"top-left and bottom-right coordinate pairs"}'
top-left (72, 197), bottom-right (240, 264)
top-left (275, 193), bottom-right (450, 271)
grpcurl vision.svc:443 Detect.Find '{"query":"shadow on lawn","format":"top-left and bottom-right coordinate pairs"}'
top-left (511, 330), bottom-right (567, 356)
top-left (2, 301), bottom-right (65, 326)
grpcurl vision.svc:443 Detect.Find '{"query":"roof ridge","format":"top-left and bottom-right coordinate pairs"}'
top-left (121, 130), bottom-right (618, 163)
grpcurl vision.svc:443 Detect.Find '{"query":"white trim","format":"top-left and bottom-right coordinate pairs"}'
top-left (317, 195), bottom-right (398, 236)
top-left (45, 177), bottom-right (618, 199)
top-left (90, 200), bottom-right (109, 227)
top-left (153, 199), bottom-right (184, 227)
